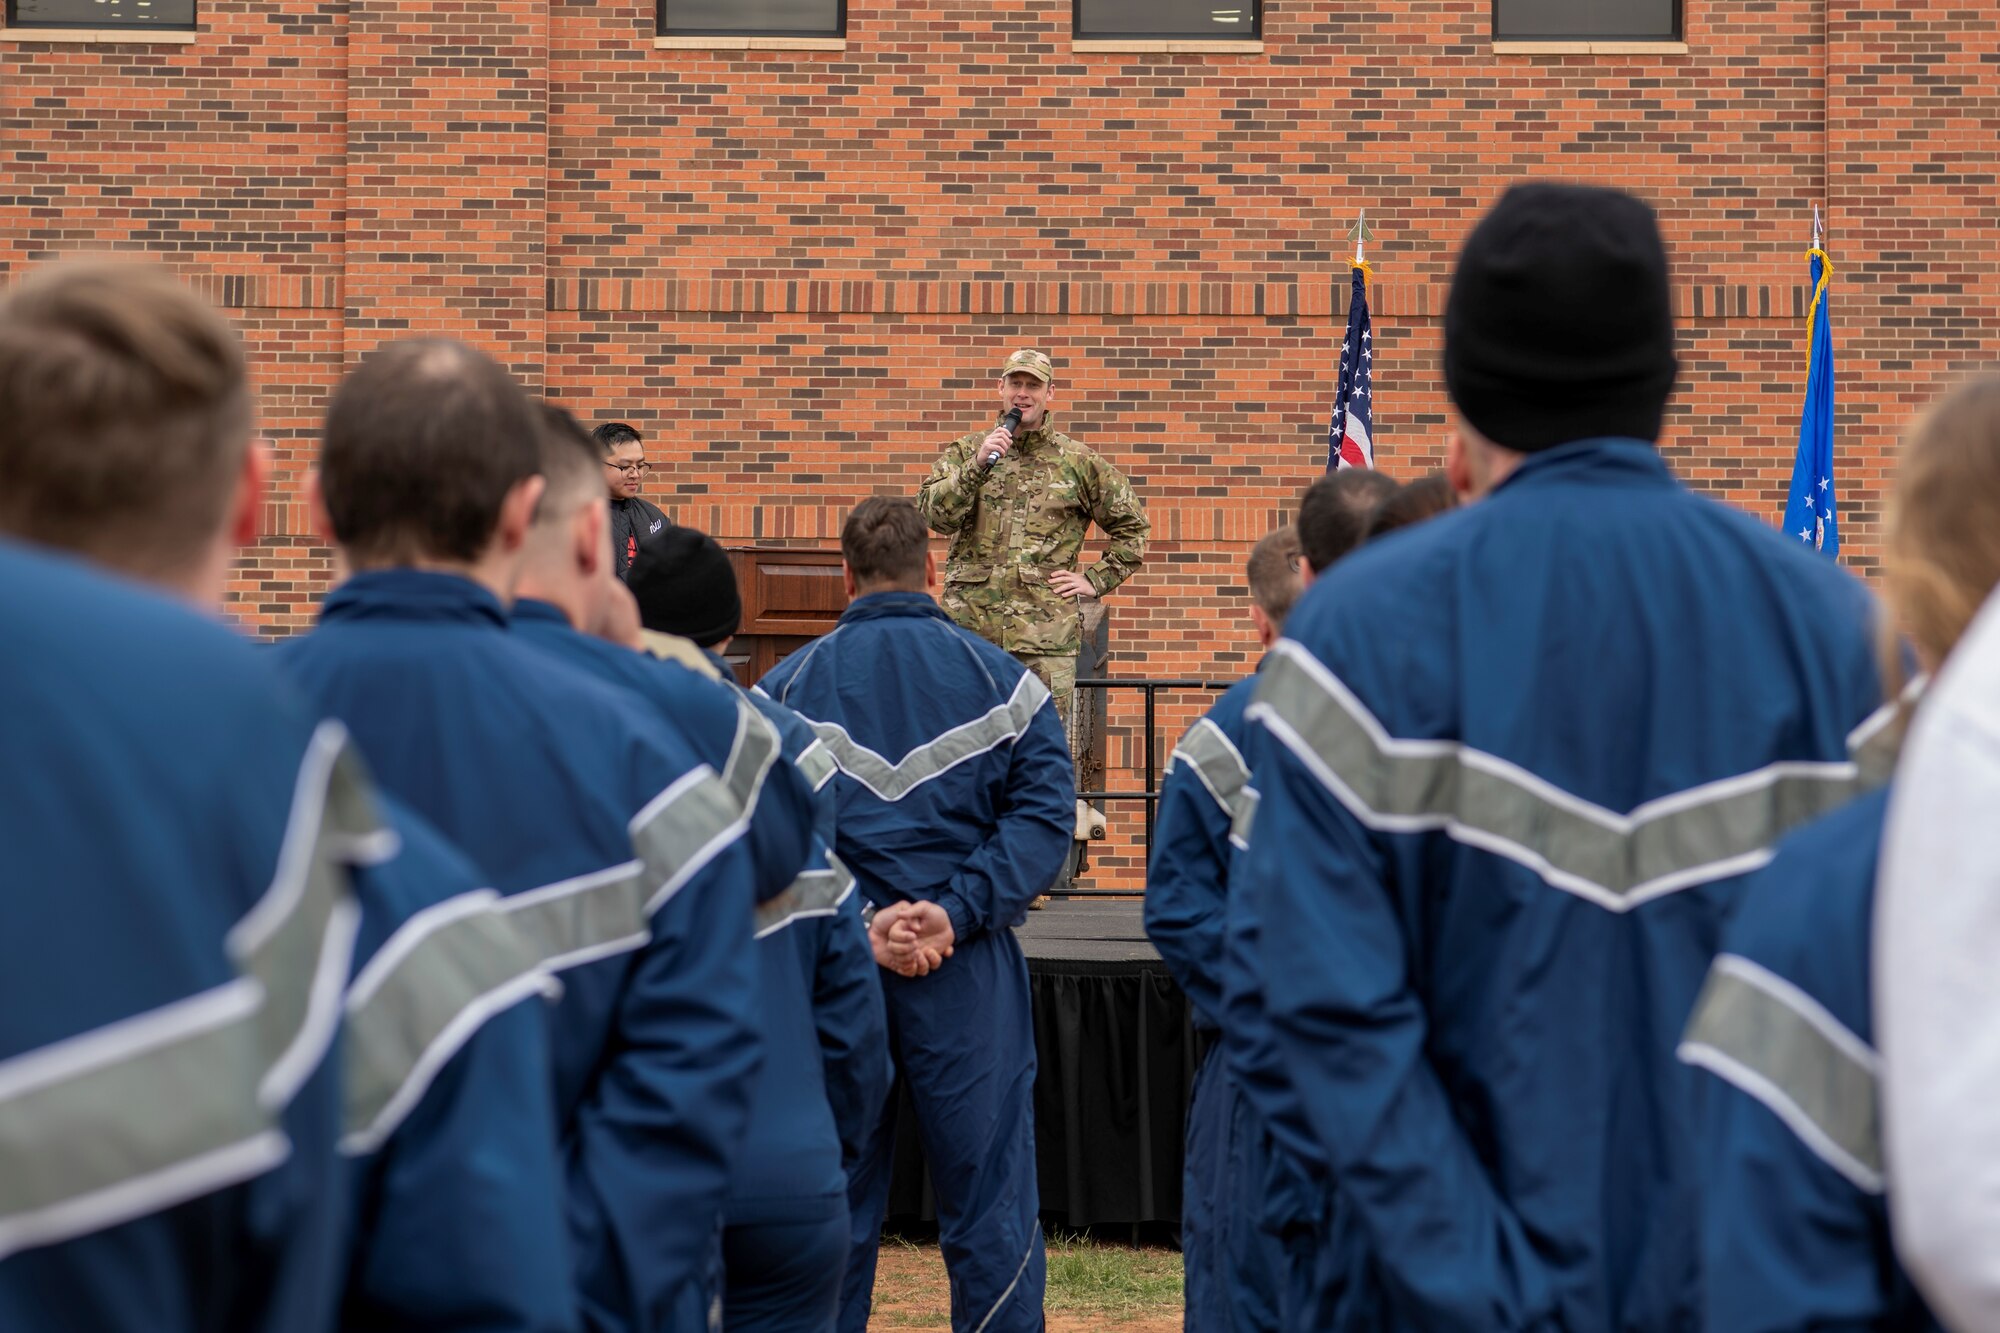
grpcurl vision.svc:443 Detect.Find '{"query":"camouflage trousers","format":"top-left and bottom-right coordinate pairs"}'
top-left (1013, 652), bottom-right (1083, 778)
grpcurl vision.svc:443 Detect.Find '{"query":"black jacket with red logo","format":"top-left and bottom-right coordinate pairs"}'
top-left (609, 496), bottom-right (669, 578)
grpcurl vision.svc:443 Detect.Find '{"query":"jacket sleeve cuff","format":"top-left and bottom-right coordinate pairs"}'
top-left (938, 892), bottom-right (977, 945)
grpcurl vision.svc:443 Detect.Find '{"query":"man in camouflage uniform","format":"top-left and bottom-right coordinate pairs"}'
top-left (916, 348), bottom-right (1150, 766)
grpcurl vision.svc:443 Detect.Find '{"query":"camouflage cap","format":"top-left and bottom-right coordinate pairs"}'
top-left (1000, 348), bottom-right (1054, 383)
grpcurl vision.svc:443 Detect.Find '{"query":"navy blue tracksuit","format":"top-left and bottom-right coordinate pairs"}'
top-left (338, 795), bottom-right (573, 1332)
top-left (1145, 671), bottom-right (1315, 1331)
top-left (716, 672), bottom-right (889, 1331)
top-left (1228, 441), bottom-right (1882, 1328)
top-left (1681, 787), bottom-right (1939, 1331)
top-left (514, 601), bottom-right (883, 1331)
top-left (759, 591), bottom-right (1073, 1333)
top-left (275, 570), bottom-right (763, 1333)
top-left (725, 877), bottom-right (889, 1332)
top-left (511, 598), bottom-right (814, 907)
top-left (0, 538), bottom-right (361, 1333)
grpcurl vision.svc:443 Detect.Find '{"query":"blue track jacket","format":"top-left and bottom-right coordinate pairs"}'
top-left (339, 794), bottom-right (573, 1332)
top-left (511, 599), bottom-right (814, 907)
top-left (1148, 675), bottom-right (1256, 1033)
top-left (519, 625), bottom-right (885, 1226)
top-left (756, 591), bottom-right (1074, 940)
top-left (710, 647), bottom-right (849, 950)
top-left (274, 570), bottom-right (763, 1333)
top-left (761, 591), bottom-right (1070, 1333)
top-left (1679, 787), bottom-right (1939, 1332)
top-left (725, 659), bottom-right (841, 855)
top-left (729, 879), bottom-right (890, 1225)
top-left (721, 651), bottom-right (887, 1222)
top-left (0, 539), bottom-right (366, 1333)
top-left (1148, 673), bottom-right (1304, 1331)
top-left (1232, 441), bottom-right (1883, 1330)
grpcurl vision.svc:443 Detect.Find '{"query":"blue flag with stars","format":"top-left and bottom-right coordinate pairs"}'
top-left (1782, 247), bottom-right (1837, 557)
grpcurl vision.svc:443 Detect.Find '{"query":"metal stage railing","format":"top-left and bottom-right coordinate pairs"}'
top-left (1065, 675), bottom-right (1232, 898)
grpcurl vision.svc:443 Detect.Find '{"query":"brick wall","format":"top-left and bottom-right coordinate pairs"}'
top-left (5, 0), bottom-right (1997, 887)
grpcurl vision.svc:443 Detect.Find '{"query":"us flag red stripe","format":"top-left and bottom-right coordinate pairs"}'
top-left (1327, 263), bottom-right (1375, 471)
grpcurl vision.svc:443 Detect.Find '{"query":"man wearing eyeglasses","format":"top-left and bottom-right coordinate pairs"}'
top-left (593, 420), bottom-right (670, 577)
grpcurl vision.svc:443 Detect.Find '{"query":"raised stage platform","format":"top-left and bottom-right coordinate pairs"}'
top-left (1014, 898), bottom-right (1165, 963)
top-left (886, 898), bottom-right (1204, 1230)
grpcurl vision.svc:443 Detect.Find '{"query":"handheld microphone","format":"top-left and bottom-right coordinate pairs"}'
top-left (984, 408), bottom-right (1023, 467)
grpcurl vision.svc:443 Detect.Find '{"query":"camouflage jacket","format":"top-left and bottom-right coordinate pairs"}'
top-left (916, 413), bottom-right (1149, 656)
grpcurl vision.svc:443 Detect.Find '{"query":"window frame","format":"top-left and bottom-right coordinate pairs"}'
top-left (657, 0), bottom-right (845, 39)
top-left (1072, 0), bottom-right (1262, 43)
top-left (1491, 0), bottom-right (1681, 42)
top-left (6, 0), bottom-right (196, 29)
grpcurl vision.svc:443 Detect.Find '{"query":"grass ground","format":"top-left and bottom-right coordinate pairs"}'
top-left (869, 1232), bottom-right (1182, 1332)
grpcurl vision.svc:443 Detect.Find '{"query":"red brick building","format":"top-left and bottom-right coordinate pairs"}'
top-left (5, 0), bottom-right (1995, 880)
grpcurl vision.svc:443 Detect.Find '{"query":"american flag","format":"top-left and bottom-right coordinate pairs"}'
top-left (1328, 263), bottom-right (1375, 470)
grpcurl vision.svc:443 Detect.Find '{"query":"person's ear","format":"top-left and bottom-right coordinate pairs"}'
top-left (303, 469), bottom-right (353, 580)
top-left (306, 468), bottom-right (335, 545)
top-left (227, 439), bottom-right (271, 551)
top-left (1250, 603), bottom-right (1279, 651)
top-left (1445, 429), bottom-right (1476, 503)
top-left (1297, 560), bottom-right (1317, 591)
top-left (494, 475), bottom-right (547, 555)
top-left (574, 497), bottom-right (608, 575)
top-left (1044, 382), bottom-right (1056, 410)
top-left (842, 560), bottom-right (858, 600)
top-left (924, 549), bottom-right (939, 594)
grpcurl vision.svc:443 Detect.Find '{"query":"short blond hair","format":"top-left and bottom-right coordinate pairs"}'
top-left (1246, 525), bottom-right (1304, 629)
top-left (1885, 374), bottom-right (2000, 683)
top-left (0, 262), bottom-right (251, 579)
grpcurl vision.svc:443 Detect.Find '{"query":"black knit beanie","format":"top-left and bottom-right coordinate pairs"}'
top-left (1444, 183), bottom-right (1678, 453)
top-left (626, 526), bottom-right (742, 647)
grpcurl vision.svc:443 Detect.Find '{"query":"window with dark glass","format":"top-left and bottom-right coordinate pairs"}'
top-left (8, 0), bottom-right (195, 27)
top-left (1075, 0), bottom-right (1260, 41)
top-left (1493, 0), bottom-right (1678, 40)
top-left (659, 0), bottom-right (842, 37)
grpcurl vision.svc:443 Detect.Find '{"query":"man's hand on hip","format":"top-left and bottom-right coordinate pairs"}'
top-left (1048, 570), bottom-right (1095, 599)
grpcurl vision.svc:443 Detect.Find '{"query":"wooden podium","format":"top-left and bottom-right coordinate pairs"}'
top-left (724, 546), bottom-right (848, 686)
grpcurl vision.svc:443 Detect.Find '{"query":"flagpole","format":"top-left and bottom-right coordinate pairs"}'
top-left (1328, 213), bottom-right (1378, 472)
top-left (1805, 211), bottom-right (1831, 355)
